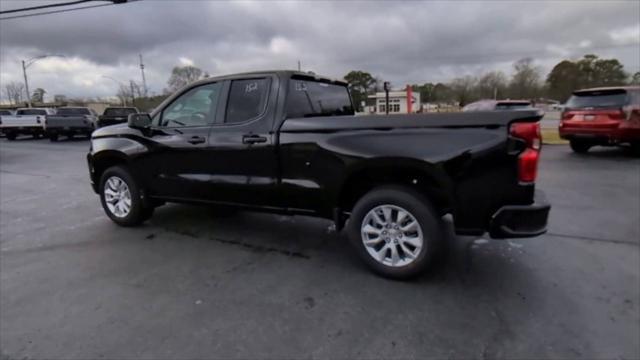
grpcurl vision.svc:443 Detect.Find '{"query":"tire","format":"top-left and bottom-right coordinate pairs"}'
top-left (347, 185), bottom-right (444, 279)
top-left (570, 140), bottom-right (591, 154)
top-left (6, 132), bottom-right (16, 141)
top-left (99, 166), bottom-right (153, 226)
top-left (631, 142), bottom-right (640, 157)
top-left (49, 133), bottom-right (58, 142)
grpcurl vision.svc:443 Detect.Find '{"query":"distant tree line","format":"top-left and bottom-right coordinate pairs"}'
top-left (4, 55), bottom-right (637, 110)
top-left (344, 54), bottom-right (638, 110)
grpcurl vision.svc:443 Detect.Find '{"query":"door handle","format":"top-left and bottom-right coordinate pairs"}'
top-left (242, 134), bottom-right (267, 144)
top-left (187, 136), bottom-right (206, 145)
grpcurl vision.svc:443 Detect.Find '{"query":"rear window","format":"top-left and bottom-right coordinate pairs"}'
top-left (104, 108), bottom-right (137, 116)
top-left (17, 109), bottom-right (47, 115)
top-left (566, 89), bottom-right (629, 109)
top-left (286, 78), bottom-right (354, 118)
top-left (0, 110), bottom-right (11, 115)
top-left (495, 102), bottom-right (531, 110)
top-left (57, 108), bottom-right (90, 116)
top-left (225, 78), bottom-right (270, 124)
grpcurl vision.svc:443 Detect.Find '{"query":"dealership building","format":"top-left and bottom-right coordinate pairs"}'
top-left (364, 86), bottom-right (421, 114)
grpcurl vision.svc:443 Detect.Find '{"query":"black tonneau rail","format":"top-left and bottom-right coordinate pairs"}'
top-left (280, 110), bottom-right (544, 133)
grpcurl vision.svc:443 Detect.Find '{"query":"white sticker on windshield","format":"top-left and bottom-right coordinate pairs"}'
top-left (295, 82), bottom-right (307, 91)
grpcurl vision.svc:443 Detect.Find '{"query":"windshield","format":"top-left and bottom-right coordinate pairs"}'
top-left (104, 108), bottom-right (137, 116)
top-left (566, 90), bottom-right (629, 109)
top-left (57, 108), bottom-right (91, 116)
top-left (286, 78), bottom-right (354, 118)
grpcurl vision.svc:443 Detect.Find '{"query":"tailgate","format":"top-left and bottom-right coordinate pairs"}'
top-left (46, 116), bottom-right (92, 128)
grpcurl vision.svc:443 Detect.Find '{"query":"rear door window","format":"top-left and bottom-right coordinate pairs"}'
top-left (286, 79), bottom-right (354, 118)
top-left (225, 78), bottom-right (270, 124)
top-left (566, 89), bottom-right (629, 109)
top-left (17, 109), bottom-right (47, 115)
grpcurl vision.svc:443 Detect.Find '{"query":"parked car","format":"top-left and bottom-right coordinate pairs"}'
top-left (463, 99), bottom-right (533, 112)
top-left (0, 110), bottom-right (13, 137)
top-left (44, 107), bottom-right (97, 141)
top-left (87, 70), bottom-right (550, 279)
top-left (97, 107), bottom-right (139, 128)
top-left (559, 86), bottom-right (640, 153)
top-left (0, 108), bottom-right (54, 140)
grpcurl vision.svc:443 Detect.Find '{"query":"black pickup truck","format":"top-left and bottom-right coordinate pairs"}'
top-left (97, 107), bottom-right (139, 128)
top-left (87, 70), bottom-right (550, 278)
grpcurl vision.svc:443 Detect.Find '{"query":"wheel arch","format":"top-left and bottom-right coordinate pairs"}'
top-left (336, 157), bottom-right (455, 228)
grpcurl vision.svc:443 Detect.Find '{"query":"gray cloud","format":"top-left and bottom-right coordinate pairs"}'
top-left (1, 0), bottom-right (638, 101)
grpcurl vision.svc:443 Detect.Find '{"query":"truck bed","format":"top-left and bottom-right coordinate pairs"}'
top-left (280, 110), bottom-right (544, 132)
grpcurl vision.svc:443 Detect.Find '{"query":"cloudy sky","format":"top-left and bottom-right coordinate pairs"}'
top-left (1, 0), bottom-right (639, 102)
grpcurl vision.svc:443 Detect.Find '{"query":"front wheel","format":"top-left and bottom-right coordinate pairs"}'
top-left (5, 132), bottom-right (16, 141)
top-left (49, 133), bottom-right (58, 142)
top-left (99, 166), bottom-right (153, 226)
top-left (347, 185), bottom-right (444, 279)
top-left (570, 140), bottom-right (591, 154)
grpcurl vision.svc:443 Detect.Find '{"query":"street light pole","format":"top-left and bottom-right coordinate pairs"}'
top-left (21, 54), bottom-right (65, 108)
top-left (22, 60), bottom-right (31, 108)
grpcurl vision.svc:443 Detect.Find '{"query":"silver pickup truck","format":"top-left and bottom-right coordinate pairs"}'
top-left (45, 107), bottom-right (97, 141)
top-left (0, 108), bottom-right (54, 140)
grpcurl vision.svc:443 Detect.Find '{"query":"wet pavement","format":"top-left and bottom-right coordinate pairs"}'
top-left (1, 138), bottom-right (638, 359)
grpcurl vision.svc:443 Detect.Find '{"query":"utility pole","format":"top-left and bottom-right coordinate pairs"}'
top-left (139, 54), bottom-right (148, 97)
top-left (297, 60), bottom-right (301, 72)
top-left (130, 80), bottom-right (136, 106)
top-left (384, 81), bottom-right (390, 115)
top-left (22, 60), bottom-right (31, 107)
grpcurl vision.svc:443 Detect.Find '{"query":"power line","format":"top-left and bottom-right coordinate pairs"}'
top-left (0, 0), bottom-right (95, 15)
top-left (0, 1), bottom-right (137, 20)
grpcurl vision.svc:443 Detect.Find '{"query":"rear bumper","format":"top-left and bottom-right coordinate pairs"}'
top-left (489, 191), bottom-right (550, 239)
top-left (559, 126), bottom-right (640, 143)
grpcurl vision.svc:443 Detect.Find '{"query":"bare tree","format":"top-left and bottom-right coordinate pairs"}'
top-left (116, 84), bottom-right (132, 106)
top-left (4, 81), bottom-right (25, 105)
top-left (31, 88), bottom-right (46, 103)
top-left (509, 58), bottom-right (541, 99)
top-left (449, 76), bottom-right (478, 106)
top-left (167, 65), bottom-right (205, 92)
top-left (476, 71), bottom-right (508, 99)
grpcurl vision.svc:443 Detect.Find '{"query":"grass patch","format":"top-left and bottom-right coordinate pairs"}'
top-left (541, 128), bottom-right (568, 145)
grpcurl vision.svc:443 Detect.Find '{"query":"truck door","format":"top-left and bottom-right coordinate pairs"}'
top-left (204, 76), bottom-right (280, 207)
top-left (143, 81), bottom-right (224, 200)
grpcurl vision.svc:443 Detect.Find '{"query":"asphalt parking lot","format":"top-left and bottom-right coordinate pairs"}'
top-left (1, 138), bottom-right (638, 359)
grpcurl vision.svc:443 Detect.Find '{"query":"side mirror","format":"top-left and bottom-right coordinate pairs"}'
top-left (128, 113), bottom-right (152, 129)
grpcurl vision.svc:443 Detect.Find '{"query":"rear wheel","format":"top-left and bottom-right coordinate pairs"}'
top-left (347, 185), bottom-right (444, 279)
top-left (570, 140), bottom-right (591, 154)
top-left (99, 166), bottom-right (153, 226)
top-left (6, 132), bottom-right (16, 141)
top-left (49, 133), bottom-right (58, 142)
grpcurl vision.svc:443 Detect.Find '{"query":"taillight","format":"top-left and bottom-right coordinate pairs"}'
top-left (510, 122), bottom-right (541, 183)
top-left (561, 111), bottom-right (572, 120)
top-left (609, 109), bottom-right (626, 120)
top-left (36, 116), bottom-right (41, 124)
